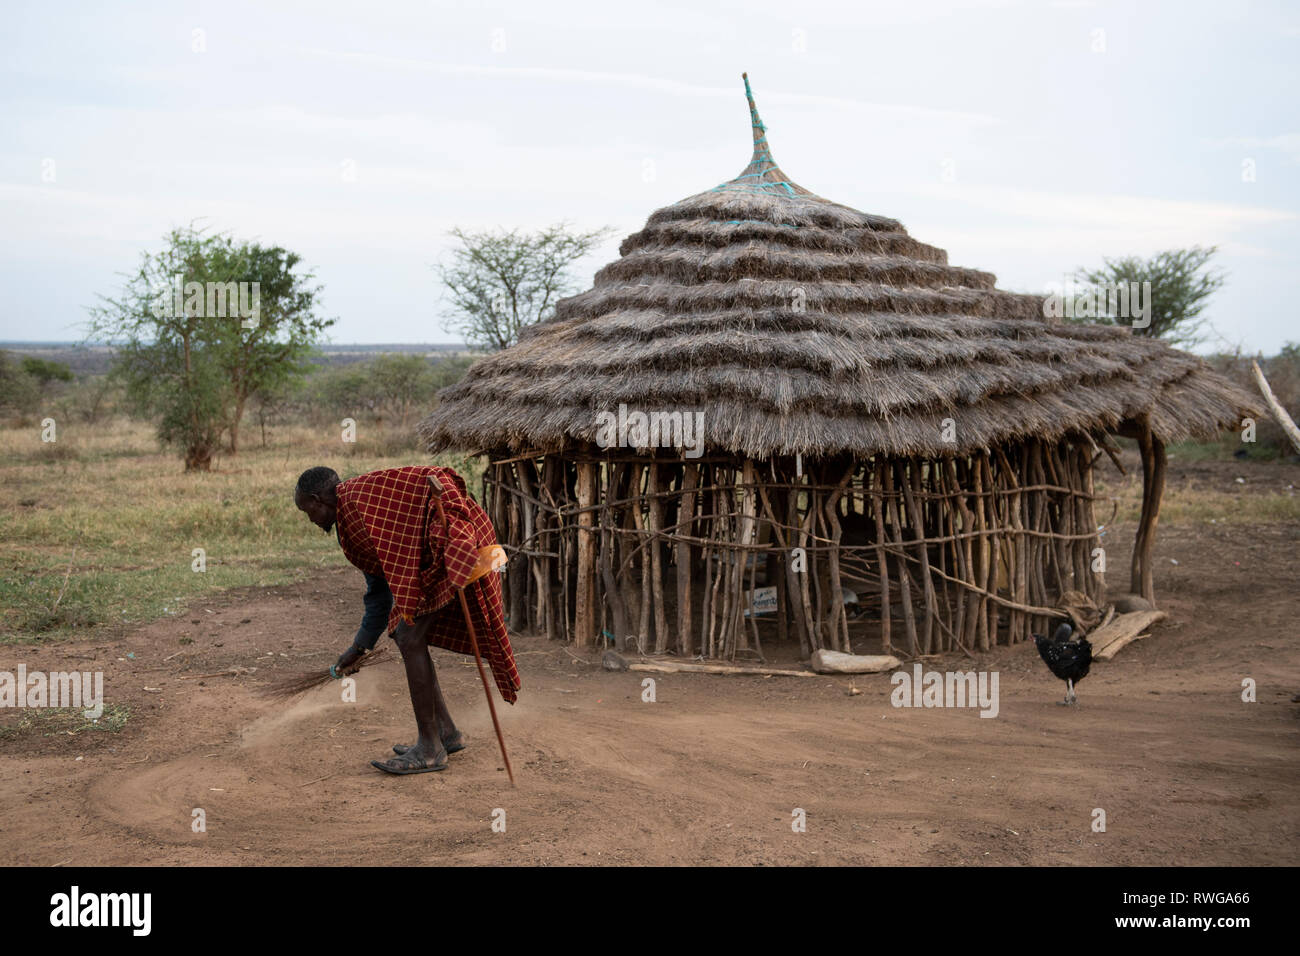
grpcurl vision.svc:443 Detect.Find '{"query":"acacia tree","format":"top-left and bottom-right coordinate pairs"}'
top-left (1071, 245), bottom-right (1225, 347)
top-left (204, 242), bottom-right (331, 452)
top-left (437, 222), bottom-right (612, 351)
top-left (87, 226), bottom-right (331, 470)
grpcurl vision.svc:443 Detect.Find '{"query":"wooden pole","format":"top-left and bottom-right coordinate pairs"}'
top-left (823, 462), bottom-right (853, 652)
top-left (509, 464), bottom-right (530, 632)
top-left (676, 463), bottom-right (698, 657)
top-left (647, 462), bottom-right (669, 654)
top-left (900, 459), bottom-right (938, 654)
top-left (1133, 425), bottom-right (1165, 605)
top-left (980, 453), bottom-right (999, 648)
top-left (948, 458), bottom-right (980, 651)
top-left (631, 464), bottom-right (652, 655)
top-left (970, 454), bottom-right (989, 652)
top-left (995, 446), bottom-right (1028, 644)
top-left (702, 500), bottom-right (717, 658)
top-left (938, 462), bottom-right (962, 650)
top-left (1042, 443), bottom-right (1072, 595)
top-left (456, 589), bottom-right (515, 786)
top-left (932, 462), bottom-right (954, 651)
top-left (1131, 424), bottom-right (1154, 596)
top-left (745, 517), bottom-right (764, 659)
top-left (731, 460), bottom-right (758, 655)
top-left (575, 460), bottom-right (596, 648)
top-left (1081, 441), bottom-right (1104, 608)
top-left (871, 460), bottom-right (893, 655)
top-left (798, 474), bottom-right (819, 654)
top-left (540, 458), bottom-right (561, 643)
top-left (882, 462), bottom-right (919, 656)
top-left (600, 462), bottom-right (629, 647)
top-left (787, 478), bottom-right (814, 657)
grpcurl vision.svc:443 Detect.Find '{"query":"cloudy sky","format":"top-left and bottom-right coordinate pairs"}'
top-left (2, 0), bottom-right (1296, 352)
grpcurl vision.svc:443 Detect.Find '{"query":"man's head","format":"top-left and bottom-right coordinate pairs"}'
top-left (295, 466), bottom-right (342, 533)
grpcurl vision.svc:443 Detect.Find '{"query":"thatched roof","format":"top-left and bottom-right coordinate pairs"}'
top-left (421, 75), bottom-right (1259, 459)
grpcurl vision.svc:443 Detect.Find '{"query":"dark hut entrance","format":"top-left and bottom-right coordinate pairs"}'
top-left (422, 76), bottom-right (1254, 660)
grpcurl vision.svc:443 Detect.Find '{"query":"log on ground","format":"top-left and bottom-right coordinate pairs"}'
top-left (602, 650), bottom-right (817, 678)
top-left (809, 649), bottom-right (903, 674)
top-left (1091, 610), bottom-right (1167, 661)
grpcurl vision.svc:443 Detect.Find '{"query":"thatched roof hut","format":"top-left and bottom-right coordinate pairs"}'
top-left (421, 74), bottom-right (1259, 661)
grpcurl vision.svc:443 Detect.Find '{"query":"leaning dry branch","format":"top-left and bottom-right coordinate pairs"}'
top-left (1252, 360), bottom-right (1300, 454)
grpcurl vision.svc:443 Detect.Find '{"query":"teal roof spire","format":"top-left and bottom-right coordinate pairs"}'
top-left (743, 72), bottom-right (776, 172)
top-left (712, 73), bottom-right (807, 197)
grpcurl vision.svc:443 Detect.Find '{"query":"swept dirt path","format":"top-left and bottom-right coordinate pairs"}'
top-left (2, 516), bottom-right (1297, 866)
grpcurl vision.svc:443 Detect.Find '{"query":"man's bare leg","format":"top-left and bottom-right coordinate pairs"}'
top-left (371, 621), bottom-right (448, 773)
top-left (431, 668), bottom-right (464, 750)
top-left (394, 661), bottom-right (463, 756)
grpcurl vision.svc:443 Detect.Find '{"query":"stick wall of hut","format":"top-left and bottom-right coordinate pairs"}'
top-left (484, 434), bottom-right (1107, 659)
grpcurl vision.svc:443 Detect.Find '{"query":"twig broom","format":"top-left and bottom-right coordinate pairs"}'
top-left (258, 646), bottom-right (393, 702)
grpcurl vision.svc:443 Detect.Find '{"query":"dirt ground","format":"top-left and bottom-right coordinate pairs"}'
top-left (2, 457), bottom-right (1297, 866)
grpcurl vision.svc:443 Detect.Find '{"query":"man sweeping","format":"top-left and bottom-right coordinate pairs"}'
top-left (294, 464), bottom-right (520, 775)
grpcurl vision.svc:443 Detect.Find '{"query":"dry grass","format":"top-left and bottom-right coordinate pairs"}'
top-left (0, 417), bottom-right (482, 643)
top-left (0, 704), bottom-right (131, 740)
top-left (1095, 445), bottom-right (1300, 525)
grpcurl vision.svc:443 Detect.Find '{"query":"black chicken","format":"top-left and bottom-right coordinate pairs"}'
top-left (1033, 621), bottom-right (1092, 705)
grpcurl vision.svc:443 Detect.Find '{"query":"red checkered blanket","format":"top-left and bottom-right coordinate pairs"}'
top-left (334, 465), bottom-right (520, 703)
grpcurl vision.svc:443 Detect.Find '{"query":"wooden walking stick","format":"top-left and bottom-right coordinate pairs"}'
top-left (428, 475), bottom-right (516, 787)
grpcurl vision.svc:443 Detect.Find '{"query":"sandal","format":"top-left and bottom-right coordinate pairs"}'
top-left (370, 749), bottom-right (447, 775)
